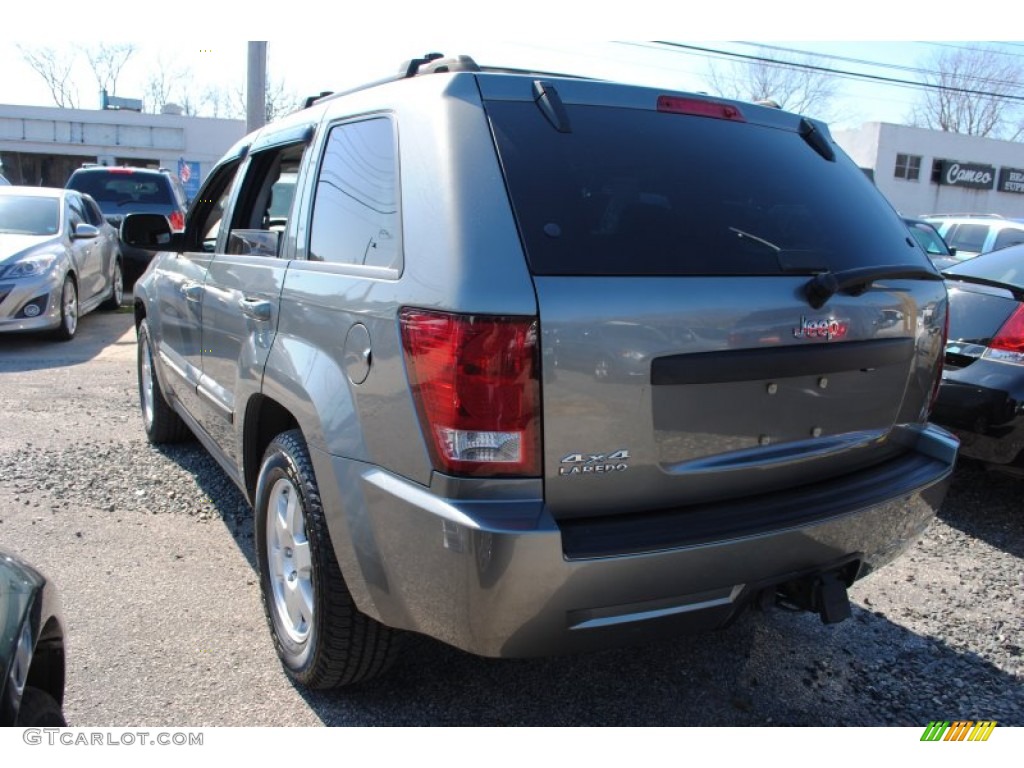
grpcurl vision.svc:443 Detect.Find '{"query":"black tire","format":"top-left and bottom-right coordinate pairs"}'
top-left (137, 319), bottom-right (191, 443)
top-left (52, 275), bottom-right (78, 341)
top-left (100, 259), bottom-right (124, 311)
top-left (255, 429), bottom-right (400, 688)
top-left (15, 687), bottom-right (67, 727)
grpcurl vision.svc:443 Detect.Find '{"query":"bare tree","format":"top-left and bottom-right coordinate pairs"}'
top-left (17, 45), bottom-right (80, 108)
top-left (908, 45), bottom-right (1024, 139)
top-left (704, 47), bottom-right (841, 121)
top-left (230, 77), bottom-right (302, 123)
top-left (143, 56), bottom-right (194, 113)
top-left (83, 43), bottom-right (136, 97)
top-left (198, 87), bottom-right (229, 118)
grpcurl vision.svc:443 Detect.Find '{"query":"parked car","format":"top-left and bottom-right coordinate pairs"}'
top-left (0, 186), bottom-right (123, 340)
top-left (0, 548), bottom-right (67, 727)
top-left (931, 244), bottom-right (1024, 469)
top-left (903, 216), bottom-right (960, 270)
top-left (924, 214), bottom-right (1024, 259)
top-left (121, 53), bottom-right (958, 689)
top-left (65, 165), bottom-right (187, 286)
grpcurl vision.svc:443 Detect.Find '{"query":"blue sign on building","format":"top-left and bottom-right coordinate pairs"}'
top-left (177, 157), bottom-right (201, 202)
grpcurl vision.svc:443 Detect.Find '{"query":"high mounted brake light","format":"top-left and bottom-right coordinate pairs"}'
top-left (400, 308), bottom-right (541, 477)
top-left (657, 96), bottom-right (745, 122)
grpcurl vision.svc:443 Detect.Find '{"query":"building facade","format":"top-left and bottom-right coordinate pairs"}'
top-left (0, 103), bottom-right (244, 196)
top-left (834, 122), bottom-right (1024, 219)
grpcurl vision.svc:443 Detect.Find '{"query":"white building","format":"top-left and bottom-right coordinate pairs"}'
top-left (0, 102), bottom-right (245, 194)
top-left (833, 122), bottom-right (1024, 219)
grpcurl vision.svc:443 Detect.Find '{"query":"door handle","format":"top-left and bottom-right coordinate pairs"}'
top-left (181, 283), bottom-right (203, 302)
top-left (238, 298), bottom-right (273, 322)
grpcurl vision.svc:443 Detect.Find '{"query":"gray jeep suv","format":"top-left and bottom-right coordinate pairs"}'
top-left (122, 54), bottom-right (958, 689)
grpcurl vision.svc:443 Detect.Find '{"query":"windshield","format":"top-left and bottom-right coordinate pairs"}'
top-left (486, 101), bottom-right (923, 276)
top-left (905, 219), bottom-right (951, 256)
top-left (0, 196), bottom-right (60, 235)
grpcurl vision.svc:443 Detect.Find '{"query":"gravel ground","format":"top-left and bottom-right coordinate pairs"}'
top-left (0, 310), bottom-right (1021, 727)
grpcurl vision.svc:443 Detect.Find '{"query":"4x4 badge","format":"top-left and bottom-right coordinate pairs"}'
top-left (559, 450), bottom-right (630, 477)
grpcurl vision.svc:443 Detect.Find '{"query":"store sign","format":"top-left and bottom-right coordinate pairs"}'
top-left (937, 160), bottom-right (995, 189)
top-left (998, 167), bottom-right (1024, 194)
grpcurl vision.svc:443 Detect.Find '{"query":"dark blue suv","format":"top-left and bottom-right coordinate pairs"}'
top-left (66, 165), bottom-right (188, 286)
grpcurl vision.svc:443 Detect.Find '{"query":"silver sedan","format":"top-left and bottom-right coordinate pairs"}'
top-left (0, 186), bottom-right (123, 340)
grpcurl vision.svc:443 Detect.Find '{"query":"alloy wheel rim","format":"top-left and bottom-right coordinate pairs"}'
top-left (266, 477), bottom-right (314, 644)
top-left (113, 265), bottom-right (123, 307)
top-left (63, 280), bottom-right (77, 336)
top-left (141, 340), bottom-right (155, 428)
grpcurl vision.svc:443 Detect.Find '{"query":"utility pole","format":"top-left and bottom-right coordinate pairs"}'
top-left (246, 41), bottom-right (267, 133)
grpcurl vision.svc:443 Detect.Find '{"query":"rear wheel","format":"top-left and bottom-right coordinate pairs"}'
top-left (15, 687), bottom-right (66, 727)
top-left (137, 319), bottom-right (191, 443)
top-left (101, 259), bottom-right (124, 310)
top-left (255, 429), bottom-right (399, 688)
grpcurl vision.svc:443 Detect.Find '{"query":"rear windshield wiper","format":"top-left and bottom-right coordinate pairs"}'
top-left (805, 265), bottom-right (943, 309)
top-left (729, 227), bottom-right (829, 273)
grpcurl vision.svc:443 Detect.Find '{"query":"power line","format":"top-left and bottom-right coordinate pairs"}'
top-left (731, 41), bottom-right (1024, 91)
top-left (647, 42), bottom-right (1024, 105)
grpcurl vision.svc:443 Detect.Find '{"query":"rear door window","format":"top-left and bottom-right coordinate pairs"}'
top-left (486, 101), bottom-right (923, 277)
top-left (308, 117), bottom-right (401, 271)
top-left (945, 223), bottom-right (990, 253)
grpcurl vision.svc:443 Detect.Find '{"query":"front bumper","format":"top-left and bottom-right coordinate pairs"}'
top-left (311, 424), bottom-right (957, 659)
top-left (932, 360), bottom-right (1024, 464)
top-left (0, 272), bottom-right (63, 334)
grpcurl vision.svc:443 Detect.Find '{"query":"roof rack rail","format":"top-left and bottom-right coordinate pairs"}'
top-left (303, 91), bottom-right (334, 109)
top-left (300, 52), bottom-right (601, 112)
top-left (403, 54), bottom-right (481, 77)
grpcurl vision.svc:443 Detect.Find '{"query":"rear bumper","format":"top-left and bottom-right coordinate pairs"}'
top-left (312, 424), bottom-right (957, 658)
top-left (932, 361), bottom-right (1024, 464)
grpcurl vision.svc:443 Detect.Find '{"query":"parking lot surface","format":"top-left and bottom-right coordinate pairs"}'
top-left (0, 308), bottom-right (1021, 726)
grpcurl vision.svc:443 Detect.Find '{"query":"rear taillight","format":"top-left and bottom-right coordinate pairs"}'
top-left (984, 304), bottom-right (1024, 365)
top-left (399, 308), bottom-right (541, 477)
top-left (929, 303), bottom-right (950, 415)
top-left (168, 210), bottom-right (185, 233)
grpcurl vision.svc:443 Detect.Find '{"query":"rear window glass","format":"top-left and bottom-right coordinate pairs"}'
top-left (68, 171), bottom-right (173, 205)
top-left (993, 227), bottom-right (1024, 251)
top-left (486, 102), bottom-right (924, 276)
top-left (944, 245), bottom-right (1024, 290)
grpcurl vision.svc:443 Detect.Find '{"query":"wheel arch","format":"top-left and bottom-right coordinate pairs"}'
top-left (242, 394), bottom-right (299, 504)
top-left (27, 617), bottom-right (66, 708)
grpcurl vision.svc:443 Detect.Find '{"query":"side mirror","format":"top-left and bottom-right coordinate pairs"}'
top-left (121, 213), bottom-right (178, 250)
top-left (72, 222), bottom-right (99, 240)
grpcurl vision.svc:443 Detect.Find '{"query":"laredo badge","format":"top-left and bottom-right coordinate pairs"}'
top-left (559, 450), bottom-right (631, 477)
